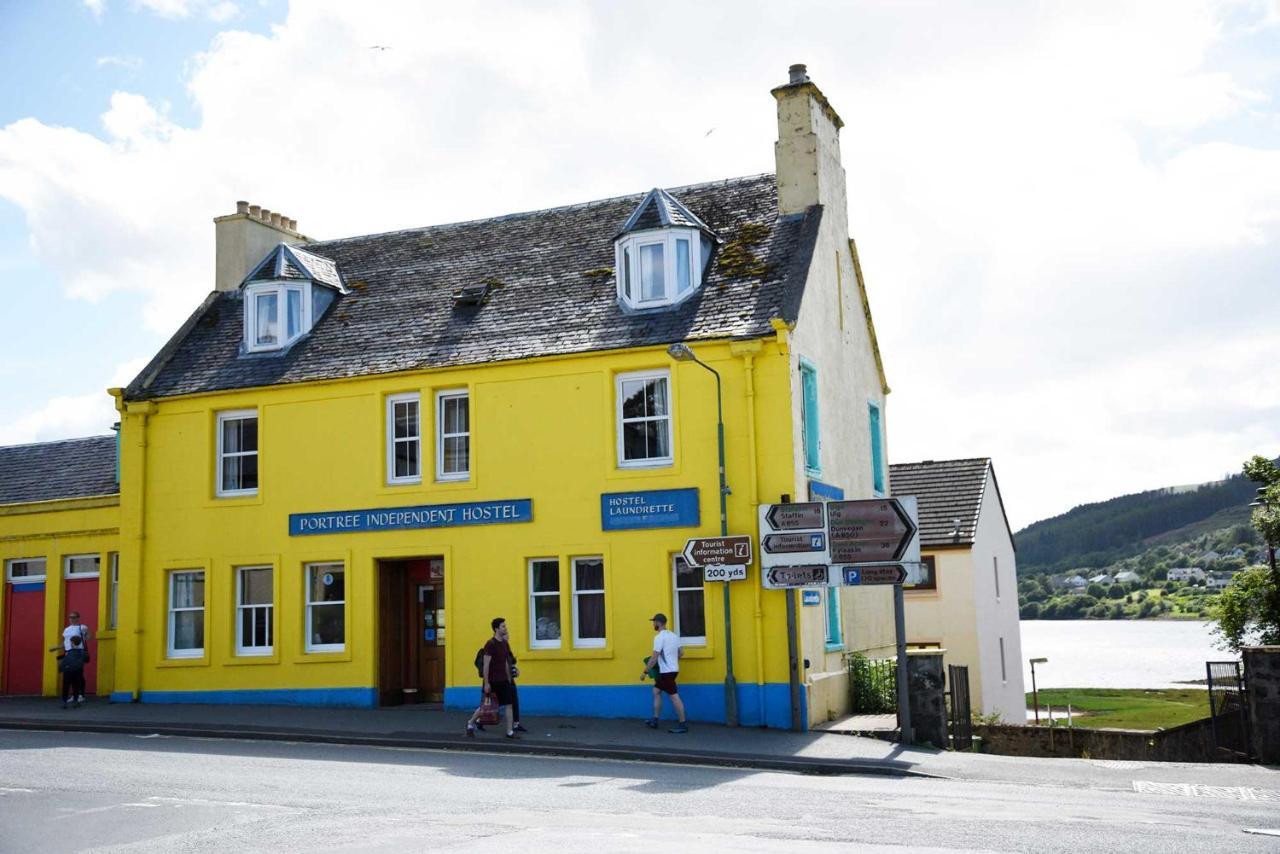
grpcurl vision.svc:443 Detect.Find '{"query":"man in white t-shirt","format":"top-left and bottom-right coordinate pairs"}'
top-left (641, 613), bottom-right (687, 733)
top-left (48, 610), bottom-right (92, 704)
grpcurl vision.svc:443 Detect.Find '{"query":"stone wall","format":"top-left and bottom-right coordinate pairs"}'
top-left (1243, 645), bottom-right (1280, 764)
top-left (973, 716), bottom-right (1249, 763)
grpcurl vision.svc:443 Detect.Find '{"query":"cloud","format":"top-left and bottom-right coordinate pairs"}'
top-left (130, 0), bottom-right (240, 21)
top-left (1, 1), bottom-right (1278, 526)
top-left (0, 358), bottom-right (147, 445)
top-left (83, 0), bottom-right (107, 19)
top-left (97, 55), bottom-right (144, 72)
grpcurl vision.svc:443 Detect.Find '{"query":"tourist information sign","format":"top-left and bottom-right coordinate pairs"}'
top-left (682, 536), bottom-right (752, 568)
top-left (826, 499), bottom-right (917, 564)
top-left (839, 564), bottom-right (908, 586)
top-left (764, 565), bottom-right (830, 588)
top-left (759, 503), bottom-right (829, 572)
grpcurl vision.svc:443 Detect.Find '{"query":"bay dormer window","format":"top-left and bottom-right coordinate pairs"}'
top-left (239, 242), bottom-right (346, 355)
top-left (614, 188), bottom-right (716, 312)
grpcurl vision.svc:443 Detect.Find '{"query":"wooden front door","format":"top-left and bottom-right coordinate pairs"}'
top-left (378, 557), bottom-right (445, 705)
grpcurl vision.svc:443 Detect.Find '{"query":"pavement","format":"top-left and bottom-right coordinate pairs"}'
top-left (0, 696), bottom-right (1276, 791)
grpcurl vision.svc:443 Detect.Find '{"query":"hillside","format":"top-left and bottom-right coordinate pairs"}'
top-left (1014, 471), bottom-right (1260, 575)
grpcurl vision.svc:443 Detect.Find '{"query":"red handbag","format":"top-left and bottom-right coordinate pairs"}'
top-left (475, 692), bottom-right (500, 726)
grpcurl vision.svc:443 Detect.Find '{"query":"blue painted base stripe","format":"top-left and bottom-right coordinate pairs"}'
top-left (109, 691), bottom-right (135, 704)
top-left (445, 682), bottom-right (798, 729)
top-left (135, 687), bottom-right (377, 708)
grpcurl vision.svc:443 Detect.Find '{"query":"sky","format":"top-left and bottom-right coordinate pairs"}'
top-left (1, 0), bottom-right (1277, 530)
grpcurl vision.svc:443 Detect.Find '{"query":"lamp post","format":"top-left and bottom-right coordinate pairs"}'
top-left (1030, 657), bottom-right (1048, 724)
top-left (668, 342), bottom-right (738, 727)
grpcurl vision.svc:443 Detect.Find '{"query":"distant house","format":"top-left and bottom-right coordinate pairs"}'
top-left (1089, 573), bottom-right (1114, 585)
top-left (1168, 567), bottom-right (1206, 583)
top-left (1200, 550), bottom-right (1221, 562)
top-left (1114, 571), bottom-right (1141, 584)
top-left (1207, 570), bottom-right (1240, 591)
top-left (1228, 547), bottom-right (1246, 558)
top-left (892, 457), bottom-right (1025, 725)
top-left (1063, 574), bottom-right (1089, 588)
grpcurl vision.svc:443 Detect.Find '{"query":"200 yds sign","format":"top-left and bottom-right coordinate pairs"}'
top-left (703, 565), bottom-right (747, 582)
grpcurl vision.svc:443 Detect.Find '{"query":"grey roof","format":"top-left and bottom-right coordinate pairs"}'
top-left (245, 244), bottom-right (345, 291)
top-left (127, 173), bottom-right (819, 401)
top-left (0, 435), bottom-right (118, 505)
top-left (616, 187), bottom-right (715, 237)
top-left (890, 458), bottom-right (1011, 548)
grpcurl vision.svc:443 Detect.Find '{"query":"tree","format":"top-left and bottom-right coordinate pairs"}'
top-left (1087, 582), bottom-right (1105, 599)
top-left (1020, 602), bottom-right (1042, 619)
top-left (1106, 585), bottom-right (1125, 600)
top-left (1211, 456), bottom-right (1280, 653)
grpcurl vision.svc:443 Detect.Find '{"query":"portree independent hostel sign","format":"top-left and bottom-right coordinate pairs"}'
top-left (289, 499), bottom-right (533, 536)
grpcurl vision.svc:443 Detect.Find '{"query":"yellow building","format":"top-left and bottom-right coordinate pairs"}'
top-left (3, 66), bottom-right (895, 728)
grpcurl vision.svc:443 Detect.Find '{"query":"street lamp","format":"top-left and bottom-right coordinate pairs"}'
top-left (1029, 657), bottom-right (1048, 724)
top-left (668, 342), bottom-right (738, 727)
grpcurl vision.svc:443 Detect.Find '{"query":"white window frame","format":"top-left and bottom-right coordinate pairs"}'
top-left (672, 555), bottom-right (706, 647)
top-left (108, 553), bottom-right (119, 629)
top-left (571, 556), bottom-right (606, 649)
top-left (386, 392), bottom-right (422, 485)
top-left (528, 558), bottom-right (562, 650)
top-left (436, 390), bottom-right (470, 482)
top-left (243, 280), bottom-right (311, 353)
top-left (167, 570), bottom-right (205, 659)
top-left (235, 565), bottom-right (274, 656)
top-left (305, 562), bottom-right (346, 653)
top-left (5, 557), bottom-right (46, 582)
top-left (615, 227), bottom-right (703, 310)
top-left (616, 369), bottom-right (674, 468)
top-left (64, 554), bottom-right (100, 578)
top-left (216, 409), bottom-right (259, 498)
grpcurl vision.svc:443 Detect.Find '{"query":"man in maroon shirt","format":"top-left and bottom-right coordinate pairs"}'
top-left (467, 617), bottom-right (517, 738)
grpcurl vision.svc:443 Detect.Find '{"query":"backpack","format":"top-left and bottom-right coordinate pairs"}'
top-left (474, 647), bottom-right (486, 679)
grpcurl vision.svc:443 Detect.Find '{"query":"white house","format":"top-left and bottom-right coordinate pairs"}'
top-left (1063, 574), bottom-right (1089, 588)
top-left (1089, 573), bottom-right (1115, 585)
top-left (892, 458), bottom-right (1025, 725)
top-left (1114, 570), bottom-right (1141, 584)
top-left (1168, 567), bottom-right (1206, 583)
top-left (1207, 571), bottom-right (1239, 591)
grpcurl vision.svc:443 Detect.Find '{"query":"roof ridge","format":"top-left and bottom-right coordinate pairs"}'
top-left (308, 173), bottom-right (776, 249)
top-left (0, 434), bottom-right (115, 452)
top-left (891, 457), bottom-right (992, 467)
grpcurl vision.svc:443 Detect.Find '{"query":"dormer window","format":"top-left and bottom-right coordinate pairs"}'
top-left (238, 243), bottom-right (346, 354)
top-left (245, 282), bottom-right (309, 351)
top-left (614, 188), bottom-right (716, 311)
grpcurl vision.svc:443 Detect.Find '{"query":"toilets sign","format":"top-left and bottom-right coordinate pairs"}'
top-left (290, 498), bottom-right (533, 536)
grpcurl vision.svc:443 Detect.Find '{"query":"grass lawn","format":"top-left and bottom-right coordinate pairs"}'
top-left (1026, 688), bottom-right (1210, 730)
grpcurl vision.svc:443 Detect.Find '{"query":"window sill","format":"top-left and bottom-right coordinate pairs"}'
top-left (226, 653), bottom-right (279, 666)
top-left (805, 468), bottom-right (822, 479)
top-left (518, 648), bottom-right (613, 661)
top-left (824, 642), bottom-right (845, 653)
top-left (676, 644), bottom-right (714, 660)
top-left (207, 493), bottom-right (264, 508)
top-left (294, 649), bottom-right (353, 664)
top-left (616, 459), bottom-right (674, 471)
top-left (157, 655), bottom-right (210, 668)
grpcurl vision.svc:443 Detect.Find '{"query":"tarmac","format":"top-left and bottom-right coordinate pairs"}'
top-left (1, 696), bottom-right (1275, 791)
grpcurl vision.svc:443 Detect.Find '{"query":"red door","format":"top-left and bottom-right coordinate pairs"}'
top-left (64, 579), bottom-right (99, 695)
top-left (3, 582), bottom-right (46, 695)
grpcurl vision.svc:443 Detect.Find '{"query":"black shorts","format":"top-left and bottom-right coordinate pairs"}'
top-left (488, 681), bottom-right (516, 706)
top-left (655, 672), bottom-right (679, 695)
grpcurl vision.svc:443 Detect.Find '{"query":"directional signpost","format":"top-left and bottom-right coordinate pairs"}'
top-left (764, 565), bottom-right (829, 588)
top-left (840, 564), bottom-right (908, 586)
top-left (761, 532), bottom-right (827, 555)
top-left (826, 499), bottom-right (916, 565)
top-left (682, 535), bottom-right (752, 583)
top-left (760, 503), bottom-right (829, 587)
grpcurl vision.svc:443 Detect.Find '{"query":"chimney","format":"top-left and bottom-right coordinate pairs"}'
top-left (771, 64), bottom-right (848, 219)
top-left (213, 200), bottom-right (310, 292)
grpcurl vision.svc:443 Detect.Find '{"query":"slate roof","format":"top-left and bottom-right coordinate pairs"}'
top-left (245, 244), bottom-right (345, 291)
top-left (890, 458), bottom-right (1012, 549)
top-left (617, 187), bottom-right (715, 236)
top-left (0, 435), bottom-right (118, 505)
top-left (126, 173), bottom-right (819, 401)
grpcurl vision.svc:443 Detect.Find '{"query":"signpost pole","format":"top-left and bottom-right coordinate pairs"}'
top-left (894, 582), bottom-right (912, 744)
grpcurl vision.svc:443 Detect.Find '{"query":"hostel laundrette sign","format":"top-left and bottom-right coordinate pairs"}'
top-left (600, 488), bottom-right (699, 531)
top-left (290, 498), bottom-right (533, 536)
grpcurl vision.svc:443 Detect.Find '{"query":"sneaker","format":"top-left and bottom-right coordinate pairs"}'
top-left (669, 723), bottom-right (689, 734)
top-left (644, 718), bottom-right (659, 729)
top-left (513, 723), bottom-right (528, 733)
top-left (76, 695), bottom-right (85, 703)
top-left (466, 724), bottom-right (476, 738)
top-left (475, 723), bottom-right (486, 731)
top-left (505, 731), bottom-right (518, 739)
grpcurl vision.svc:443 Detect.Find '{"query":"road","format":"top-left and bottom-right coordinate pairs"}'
top-left (0, 730), bottom-right (1275, 852)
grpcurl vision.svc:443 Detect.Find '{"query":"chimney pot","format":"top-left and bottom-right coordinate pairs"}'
top-left (235, 200), bottom-right (249, 215)
top-left (287, 218), bottom-right (297, 231)
top-left (270, 213), bottom-right (283, 227)
top-left (788, 63), bottom-right (809, 85)
top-left (249, 204), bottom-right (262, 218)
top-left (260, 208), bottom-right (272, 223)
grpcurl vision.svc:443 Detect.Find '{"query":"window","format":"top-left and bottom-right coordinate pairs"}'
top-left (108, 553), bottom-right (119, 629)
top-left (571, 557), bottom-right (605, 648)
top-left (824, 587), bottom-right (842, 647)
top-left (216, 410), bottom-right (259, 497)
top-left (993, 556), bottom-right (1001, 600)
top-left (437, 390), bottom-right (470, 481)
top-left (999, 636), bottom-right (1007, 682)
top-left (168, 570), bottom-right (205, 658)
top-left (615, 227), bottom-right (705, 310)
top-left (617, 370), bottom-right (672, 466)
top-left (5, 557), bottom-right (46, 581)
top-left (386, 393), bottom-right (422, 484)
top-left (906, 555), bottom-right (937, 591)
top-left (244, 282), bottom-right (308, 352)
top-left (306, 563), bottom-right (345, 652)
top-left (672, 556), bottom-right (705, 645)
top-left (528, 559), bottom-right (561, 649)
top-left (64, 554), bottom-right (100, 577)
top-left (236, 566), bottom-right (273, 655)
top-left (800, 362), bottom-right (820, 474)
top-left (869, 402), bottom-right (885, 494)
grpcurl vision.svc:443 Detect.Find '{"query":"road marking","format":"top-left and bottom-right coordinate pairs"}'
top-left (1243, 829), bottom-right (1280, 837)
top-left (1133, 780), bottom-right (1280, 801)
top-left (0, 787), bottom-right (35, 794)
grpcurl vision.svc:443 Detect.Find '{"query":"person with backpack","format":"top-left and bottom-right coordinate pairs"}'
top-left (472, 643), bottom-right (527, 734)
top-left (58, 635), bottom-right (89, 709)
top-left (466, 617), bottom-right (518, 739)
